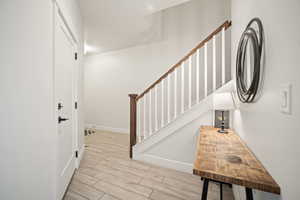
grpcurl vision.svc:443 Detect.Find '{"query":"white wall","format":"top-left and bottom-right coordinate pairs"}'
top-left (84, 0), bottom-right (231, 132)
top-left (0, 1), bottom-right (83, 199)
top-left (146, 111), bottom-right (213, 165)
top-left (0, 1), bottom-right (56, 199)
top-left (231, 0), bottom-right (300, 199)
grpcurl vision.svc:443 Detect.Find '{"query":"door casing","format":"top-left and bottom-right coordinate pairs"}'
top-left (53, 2), bottom-right (79, 199)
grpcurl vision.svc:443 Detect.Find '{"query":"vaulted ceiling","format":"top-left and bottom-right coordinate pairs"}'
top-left (79, 0), bottom-right (191, 54)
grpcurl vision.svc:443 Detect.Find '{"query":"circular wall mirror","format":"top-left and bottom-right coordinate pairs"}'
top-left (242, 38), bottom-right (254, 91)
top-left (236, 18), bottom-right (264, 103)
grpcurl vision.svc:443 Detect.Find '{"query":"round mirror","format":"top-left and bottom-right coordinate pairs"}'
top-left (236, 18), bottom-right (264, 103)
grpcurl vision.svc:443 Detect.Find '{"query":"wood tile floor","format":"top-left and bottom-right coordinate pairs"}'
top-left (64, 130), bottom-right (234, 200)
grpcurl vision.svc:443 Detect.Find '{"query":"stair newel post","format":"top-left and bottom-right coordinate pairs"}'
top-left (129, 94), bottom-right (138, 159)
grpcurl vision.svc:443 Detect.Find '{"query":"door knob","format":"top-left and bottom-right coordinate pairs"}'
top-left (58, 116), bottom-right (69, 123)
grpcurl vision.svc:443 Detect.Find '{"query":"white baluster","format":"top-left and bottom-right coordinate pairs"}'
top-left (149, 90), bottom-right (152, 136)
top-left (196, 49), bottom-right (200, 103)
top-left (167, 74), bottom-right (171, 123)
top-left (188, 56), bottom-right (192, 109)
top-left (221, 27), bottom-right (226, 85)
top-left (161, 79), bottom-right (165, 127)
top-left (181, 62), bottom-right (185, 114)
top-left (212, 35), bottom-right (216, 91)
top-left (155, 85), bottom-right (158, 131)
top-left (143, 95), bottom-right (147, 139)
top-left (204, 43), bottom-right (208, 97)
top-left (174, 68), bottom-right (178, 118)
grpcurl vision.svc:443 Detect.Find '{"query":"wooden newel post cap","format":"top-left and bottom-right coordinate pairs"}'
top-left (129, 94), bottom-right (138, 99)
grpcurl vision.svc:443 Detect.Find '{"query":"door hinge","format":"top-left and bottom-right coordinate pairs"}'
top-left (75, 52), bottom-right (78, 60)
top-left (75, 102), bottom-right (78, 109)
top-left (75, 150), bottom-right (78, 158)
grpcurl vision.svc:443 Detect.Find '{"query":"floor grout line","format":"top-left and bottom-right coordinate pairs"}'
top-left (65, 131), bottom-right (234, 200)
top-left (94, 178), bottom-right (153, 198)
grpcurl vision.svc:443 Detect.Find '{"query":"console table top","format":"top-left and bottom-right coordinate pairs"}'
top-left (193, 126), bottom-right (280, 194)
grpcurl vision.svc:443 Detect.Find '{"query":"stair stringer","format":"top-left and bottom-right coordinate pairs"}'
top-left (133, 80), bottom-right (234, 173)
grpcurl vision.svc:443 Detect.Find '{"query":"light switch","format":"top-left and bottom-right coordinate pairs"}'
top-left (280, 83), bottom-right (291, 114)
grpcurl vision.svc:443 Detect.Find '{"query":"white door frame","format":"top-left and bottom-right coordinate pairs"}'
top-left (53, 1), bottom-right (79, 199)
top-left (73, 50), bottom-right (80, 168)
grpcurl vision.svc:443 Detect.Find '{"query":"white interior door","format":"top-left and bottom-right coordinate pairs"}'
top-left (55, 7), bottom-right (77, 199)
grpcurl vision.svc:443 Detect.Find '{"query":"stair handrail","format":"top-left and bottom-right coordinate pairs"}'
top-left (136, 20), bottom-right (232, 101)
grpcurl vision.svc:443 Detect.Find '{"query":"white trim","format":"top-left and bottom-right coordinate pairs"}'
top-left (133, 153), bottom-right (193, 173)
top-left (60, 156), bottom-right (74, 177)
top-left (54, 0), bottom-right (79, 43)
top-left (85, 124), bottom-right (129, 134)
top-left (76, 145), bottom-right (85, 168)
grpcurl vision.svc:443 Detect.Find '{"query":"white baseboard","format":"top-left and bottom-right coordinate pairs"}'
top-left (85, 124), bottom-right (129, 134)
top-left (134, 153), bottom-right (193, 173)
top-left (76, 145), bottom-right (85, 169)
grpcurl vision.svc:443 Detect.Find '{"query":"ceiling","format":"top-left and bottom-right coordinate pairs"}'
top-left (79, 0), bottom-right (191, 55)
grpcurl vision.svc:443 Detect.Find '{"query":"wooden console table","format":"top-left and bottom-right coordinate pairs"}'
top-left (193, 126), bottom-right (280, 200)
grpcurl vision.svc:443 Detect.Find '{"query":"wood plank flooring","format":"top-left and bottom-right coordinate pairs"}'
top-left (64, 130), bottom-right (234, 200)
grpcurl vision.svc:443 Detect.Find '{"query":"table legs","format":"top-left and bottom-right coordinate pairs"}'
top-left (201, 178), bottom-right (209, 200)
top-left (201, 178), bottom-right (254, 200)
top-left (246, 187), bottom-right (254, 200)
top-left (201, 178), bottom-right (224, 200)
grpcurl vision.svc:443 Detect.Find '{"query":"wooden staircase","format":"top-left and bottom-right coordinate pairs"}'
top-left (129, 20), bottom-right (232, 158)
